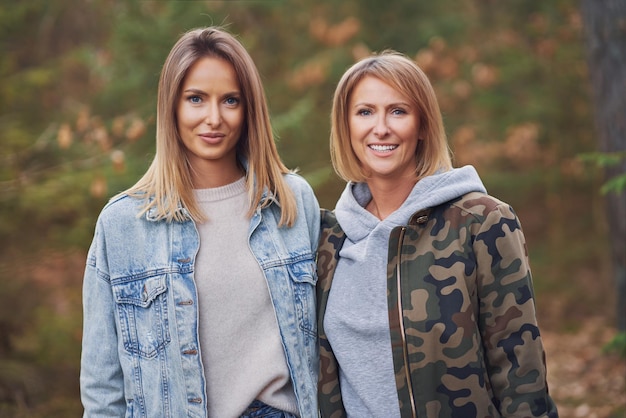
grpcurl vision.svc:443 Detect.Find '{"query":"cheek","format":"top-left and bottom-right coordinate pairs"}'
top-left (348, 120), bottom-right (365, 143)
top-left (224, 108), bottom-right (244, 129)
top-left (348, 117), bottom-right (359, 135)
top-left (175, 104), bottom-right (189, 128)
top-left (177, 102), bottom-right (205, 126)
top-left (399, 121), bottom-right (419, 141)
top-left (234, 112), bottom-right (245, 131)
top-left (348, 130), bottom-right (360, 150)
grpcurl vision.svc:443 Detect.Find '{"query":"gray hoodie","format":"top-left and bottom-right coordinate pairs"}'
top-left (324, 165), bottom-right (487, 418)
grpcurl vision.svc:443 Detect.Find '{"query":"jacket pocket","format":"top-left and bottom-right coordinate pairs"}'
top-left (112, 274), bottom-right (171, 358)
top-left (288, 259), bottom-right (317, 337)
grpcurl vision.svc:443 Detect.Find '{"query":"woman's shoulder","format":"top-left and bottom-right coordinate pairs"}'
top-left (448, 191), bottom-right (515, 219)
top-left (97, 193), bottom-right (145, 224)
top-left (102, 192), bottom-right (137, 210)
top-left (283, 171), bottom-right (315, 195)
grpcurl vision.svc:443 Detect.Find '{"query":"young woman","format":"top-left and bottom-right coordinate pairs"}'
top-left (317, 51), bottom-right (558, 417)
top-left (80, 27), bottom-right (320, 418)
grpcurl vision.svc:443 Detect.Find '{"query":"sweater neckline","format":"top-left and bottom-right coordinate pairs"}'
top-left (193, 176), bottom-right (246, 202)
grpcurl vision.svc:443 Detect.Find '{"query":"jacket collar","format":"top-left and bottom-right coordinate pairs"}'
top-left (144, 157), bottom-right (279, 222)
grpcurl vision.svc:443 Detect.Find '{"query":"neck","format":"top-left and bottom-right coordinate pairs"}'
top-left (365, 176), bottom-right (418, 220)
top-left (190, 159), bottom-right (244, 189)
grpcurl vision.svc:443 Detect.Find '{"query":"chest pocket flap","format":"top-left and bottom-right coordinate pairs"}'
top-left (112, 274), bottom-right (171, 358)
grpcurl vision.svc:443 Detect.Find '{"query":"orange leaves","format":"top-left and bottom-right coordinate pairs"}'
top-left (502, 122), bottom-right (541, 165)
top-left (56, 107), bottom-right (146, 183)
top-left (287, 57), bottom-right (330, 90)
top-left (110, 149), bottom-right (125, 173)
top-left (415, 48), bottom-right (437, 74)
top-left (451, 80), bottom-right (472, 100)
top-left (124, 118), bottom-right (146, 142)
top-left (414, 36), bottom-right (499, 107)
top-left (415, 37), bottom-right (460, 81)
top-left (452, 121), bottom-right (586, 184)
top-left (535, 39), bottom-right (558, 59)
top-left (413, 36), bottom-right (499, 115)
top-left (452, 122), bottom-right (547, 170)
top-left (89, 175), bottom-right (107, 199)
top-left (471, 63), bottom-right (499, 88)
top-left (451, 125), bottom-right (500, 169)
top-left (60, 106), bottom-right (146, 151)
top-left (76, 107), bottom-right (91, 133)
top-left (351, 43), bottom-right (371, 62)
top-left (57, 123), bottom-right (73, 149)
top-left (309, 16), bottom-right (360, 47)
top-left (111, 115), bottom-right (147, 142)
top-left (89, 125), bottom-right (111, 152)
top-left (288, 17), bottom-right (362, 91)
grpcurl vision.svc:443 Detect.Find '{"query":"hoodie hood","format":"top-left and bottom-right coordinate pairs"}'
top-left (334, 165), bottom-right (487, 261)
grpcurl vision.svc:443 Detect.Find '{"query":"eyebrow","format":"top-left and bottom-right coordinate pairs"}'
top-left (352, 101), bottom-right (412, 108)
top-left (182, 88), bottom-right (205, 95)
top-left (182, 88), bottom-right (242, 98)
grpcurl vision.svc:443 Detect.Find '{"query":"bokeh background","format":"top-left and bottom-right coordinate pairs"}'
top-left (1, 1), bottom-right (625, 417)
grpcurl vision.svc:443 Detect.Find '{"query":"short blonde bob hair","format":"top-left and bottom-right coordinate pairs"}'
top-left (125, 27), bottom-right (296, 226)
top-left (330, 50), bottom-right (452, 182)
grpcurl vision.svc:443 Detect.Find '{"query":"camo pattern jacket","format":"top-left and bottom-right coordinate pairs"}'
top-left (316, 192), bottom-right (558, 418)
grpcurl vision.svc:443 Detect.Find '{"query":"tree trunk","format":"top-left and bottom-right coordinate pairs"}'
top-left (580, 0), bottom-right (626, 331)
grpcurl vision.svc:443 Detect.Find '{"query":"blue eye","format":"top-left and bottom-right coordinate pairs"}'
top-left (225, 96), bottom-right (240, 106)
top-left (188, 96), bottom-right (202, 104)
top-left (391, 108), bottom-right (407, 115)
top-left (357, 109), bottom-right (372, 116)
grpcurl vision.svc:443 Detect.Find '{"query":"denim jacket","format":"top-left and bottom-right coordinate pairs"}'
top-left (80, 173), bottom-right (320, 418)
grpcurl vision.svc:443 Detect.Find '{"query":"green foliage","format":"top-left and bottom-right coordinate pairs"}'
top-left (601, 174), bottom-right (626, 195)
top-left (603, 332), bottom-right (626, 359)
top-left (0, 0), bottom-right (615, 413)
top-left (579, 151), bottom-right (626, 168)
top-left (579, 151), bottom-right (626, 194)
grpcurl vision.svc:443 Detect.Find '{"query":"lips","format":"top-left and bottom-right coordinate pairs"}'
top-left (198, 132), bottom-right (225, 144)
top-left (369, 144), bottom-right (398, 152)
top-left (199, 132), bottom-right (224, 138)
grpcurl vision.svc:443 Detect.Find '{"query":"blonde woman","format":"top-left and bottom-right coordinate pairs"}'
top-left (81, 27), bottom-right (320, 418)
top-left (317, 51), bottom-right (557, 417)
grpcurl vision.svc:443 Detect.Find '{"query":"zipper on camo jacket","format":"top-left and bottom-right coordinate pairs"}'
top-left (395, 226), bottom-right (417, 418)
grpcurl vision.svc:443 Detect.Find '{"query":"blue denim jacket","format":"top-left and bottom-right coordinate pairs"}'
top-left (80, 173), bottom-right (320, 418)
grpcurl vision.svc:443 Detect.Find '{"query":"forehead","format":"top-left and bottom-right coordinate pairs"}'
top-left (181, 56), bottom-right (240, 89)
top-left (349, 76), bottom-right (409, 104)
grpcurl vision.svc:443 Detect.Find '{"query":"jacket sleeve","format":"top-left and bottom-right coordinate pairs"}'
top-left (80, 220), bottom-right (126, 417)
top-left (316, 209), bottom-right (347, 418)
top-left (302, 181), bottom-right (321, 256)
top-left (474, 203), bottom-right (558, 417)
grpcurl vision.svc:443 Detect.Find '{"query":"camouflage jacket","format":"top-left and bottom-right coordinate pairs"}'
top-left (316, 192), bottom-right (558, 418)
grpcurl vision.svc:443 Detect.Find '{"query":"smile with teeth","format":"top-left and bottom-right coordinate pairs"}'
top-left (369, 144), bottom-right (398, 152)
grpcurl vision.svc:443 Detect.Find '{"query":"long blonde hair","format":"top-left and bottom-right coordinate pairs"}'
top-left (330, 50), bottom-right (452, 182)
top-left (124, 27), bottom-right (297, 226)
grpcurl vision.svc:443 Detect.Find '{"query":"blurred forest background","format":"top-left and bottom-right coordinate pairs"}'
top-left (1, 1), bottom-right (625, 417)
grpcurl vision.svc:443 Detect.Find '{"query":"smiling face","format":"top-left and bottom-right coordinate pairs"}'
top-left (176, 56), bottom-right (244, 187)
top-left (348, 76), bottom-right (421, 181)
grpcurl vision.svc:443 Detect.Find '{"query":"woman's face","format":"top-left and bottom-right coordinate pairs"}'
top-left (348, 76), bottom-right (420, 181)
top-left (176, 56), bottom-right (244, 186)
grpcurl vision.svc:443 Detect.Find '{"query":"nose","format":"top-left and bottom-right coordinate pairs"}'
top-left (373, 115), bottom-right (389, 138)
top-left (204, 101), bottom-right (221, 127)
